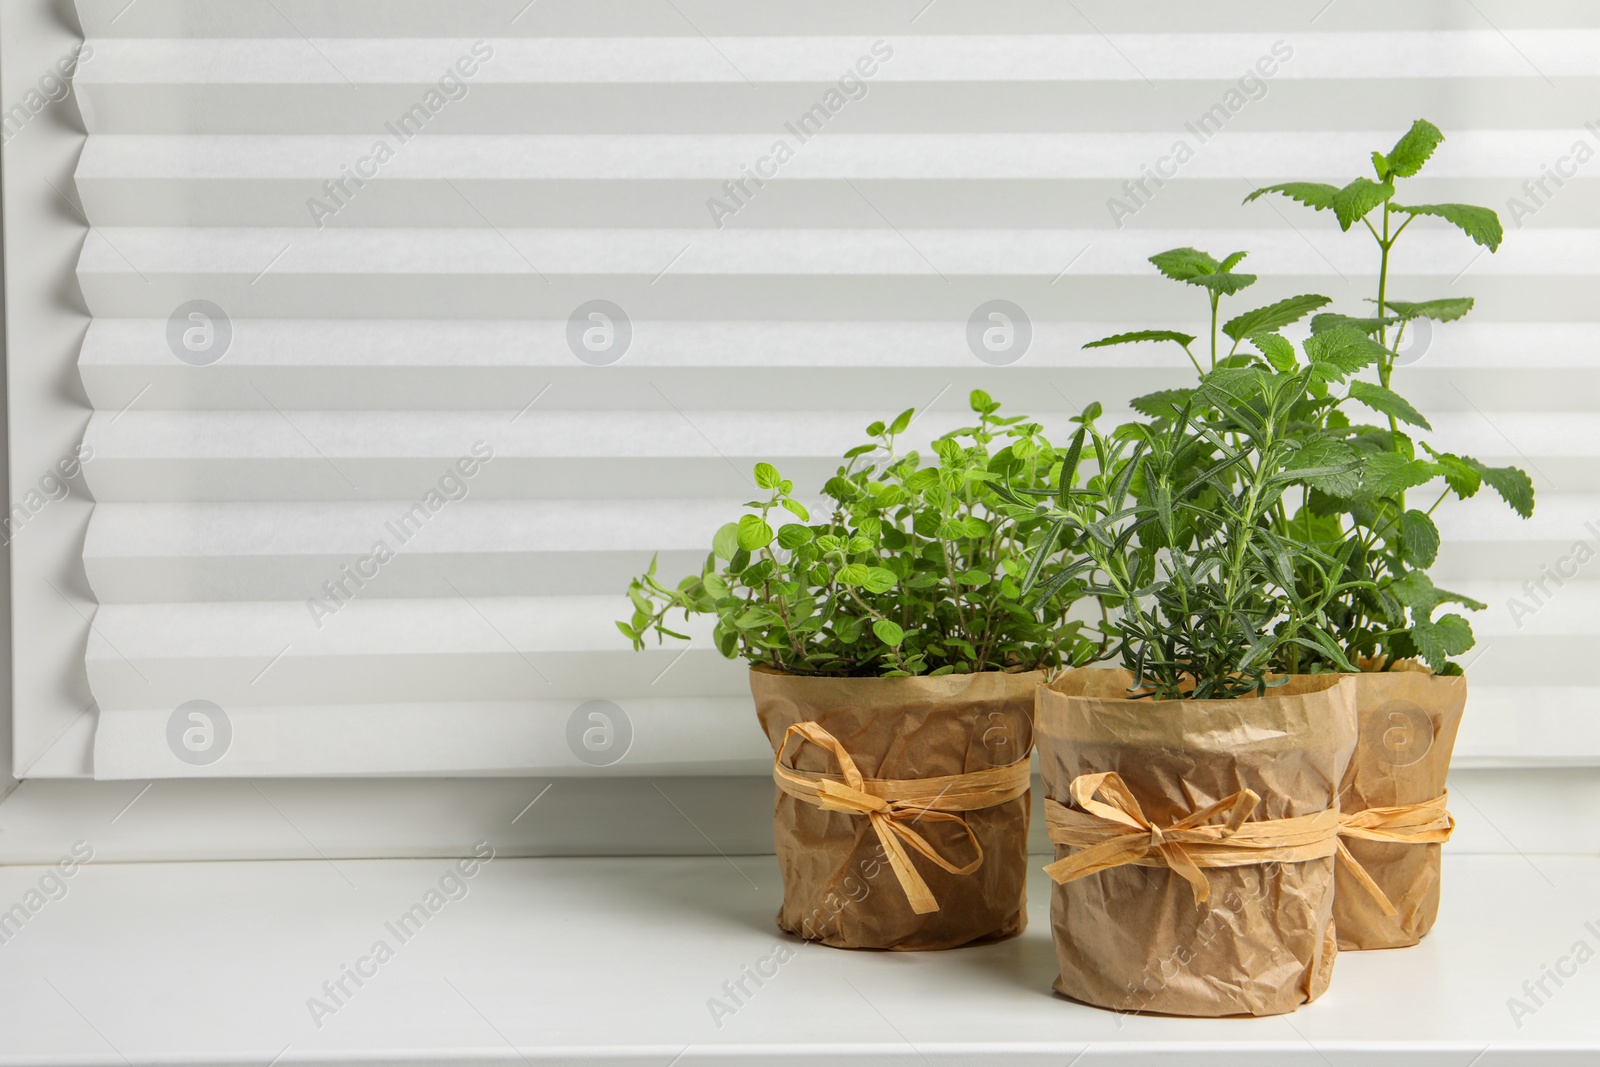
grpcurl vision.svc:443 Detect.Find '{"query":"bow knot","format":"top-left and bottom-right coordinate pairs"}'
top-left (772, 720), bottom-right (1031, 915)
top-left (1045, 771), bottom-right (1340, 905)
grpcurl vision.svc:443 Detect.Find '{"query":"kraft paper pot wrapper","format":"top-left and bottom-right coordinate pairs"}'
top-left (1336, 671), bottom-right (1465, 950)
top-left (1037, 668), bottom-right (1358, 1016)
top-left (751, 665), bottom-right (1040, 951)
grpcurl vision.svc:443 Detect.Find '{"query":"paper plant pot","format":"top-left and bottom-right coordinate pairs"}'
top-left (1335, 670), bottom-right (1466, 950)
top-left (1036, 668), bottom-right (1358, 1016)
top-left (750, 665), bottom-right (1040, 951)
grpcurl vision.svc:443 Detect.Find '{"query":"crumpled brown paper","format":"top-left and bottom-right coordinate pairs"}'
top-left (1335, 671), bottom-right (1465, 950)
top-left (1036, 668), bottom-right (1358, 1016)
top-left (750, 665), bottom-right (1040, 951)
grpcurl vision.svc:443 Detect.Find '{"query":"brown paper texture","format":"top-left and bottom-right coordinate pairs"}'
top-left (1337, 671), bottom-right (1466, 950)
top-left (1036, 668), bottom-right (1358, 1016)
top-left (750, 665), bottom-right (1040, 951)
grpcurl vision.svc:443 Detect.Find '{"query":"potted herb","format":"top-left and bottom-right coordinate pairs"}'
top-left (1003, 371), bottom-right (1361, 1015)
top-left (622, 391), bottom-right (1096, 950)
top-left (1242, 120), bottom-right (1532, 950)
top-left (1064, 121), bottom-right (1534, 952)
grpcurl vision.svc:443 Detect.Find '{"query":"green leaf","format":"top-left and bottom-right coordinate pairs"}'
top-left (1303, 326), bottom-right (1385, 383)
top-left (862, 566), bottom-right (898, 594)
top-left (736, 514), bottom-right (774, 550)
top-left (888, 408), bottom-right (914, 435)
top-left (1311, 312), bottom-right (1395, 336)
top-left (1332, 177), bottom-right (1395, 231)
top-left (1201, 367), bottom-right (1267, 405)
top-left (1386, 119), bottom-right (1445, 178)
top-left (1391, 203), bottom-right (1503, 251)
top-left (1148, 247), bottom-right (1221, 281)
top-left (1347, 380), bottom-right (1432, 430)
top-left (836, 563), bottom-right (870, 587)
top-left (1285, 437), bottom-right (1362, 498)
top-left (1362, 453), bottom-right (1437, 500)
top-left (712, 522), bottom-right (741, 561)
top-left (1250, 333), bottom-right (1299, 373)
top-left (1243, 182), bottom-right (1339, 211)
top-left (777, 524), bottom-right (814, 550)
top-left (1464, 458), bottom-right (1535, 518)
top-left (1191, 272), bottom-right (1258, 296)
top-left (753, 462), bottom-right (781, 489)
top-left (1393, 571), bottom-right (1486, 615)
top-left (781, 497), bottom-right (811, 521)
top-left (1222, 294), bottom-right (1332, 341)
top-left (1083, 329), bottom-right (1197, 349)
top-left (1130, 388), bottom-right (1194, 419)
top-left (872, 619), bottom-right (905, 648)
top-left (1382, 297), bottom-right (1474, 322)
top-left (1427, 448), bottom-right (1482, 499)
top-left (1400, 509), bottom-right (1440, 567)
top-left (957, 569), bottom-right (990, 587)
top-left (1412, 613), bottom-right (1474, 672)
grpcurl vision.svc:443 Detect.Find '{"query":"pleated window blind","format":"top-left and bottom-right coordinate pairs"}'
top-left (11, 1), bottom-right (1598, 779)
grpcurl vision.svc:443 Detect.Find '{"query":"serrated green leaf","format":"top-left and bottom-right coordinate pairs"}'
top-left (1412, 613), bottom-right (1474, 672)
top-left (1386, 119), bottom-right (1445, 178)
top-left (1222, 294), bottom-right (1332, 342)
top-left (1332, 177), bottom-right (1395, 231)
top-left (1250, 333), bottom-right (1299, 373)
top-left (1347, 380), bottom-right (1432, 430)
top-left (1130, 388), bottom-right (1194, 419)
top-left (1464, 458), bottom-right (1535, 518)
top-left (1243, 182), bottom-right (1340, 210)
top-left (1425, 447), bottom-right (1482, 499)
top-left (1362, 453), bottom-right (1437, 500)
top-left (1400, 509), bottom-right (1440, 567)
top-left (1083, 329), bottom-right (1197, 349)
top-left (1190, 272), bottom-right (1258, 296)
top-left (1303, 325), bottom-right (1385, 383)
top-left (1391, 202), bottom-right (1503, 251)
top-left (1382, 297), bottom-right (1475, 322)
top-left (1311, 312), bottom-right (1396, 335)
top-left (1148, 247), bottom-right (1221, 281)
top-left (1285, 436), bottom-right (1362, 498)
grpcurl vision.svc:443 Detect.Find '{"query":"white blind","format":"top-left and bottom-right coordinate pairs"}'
top-left (39, 1), bottom-right (1600, 777)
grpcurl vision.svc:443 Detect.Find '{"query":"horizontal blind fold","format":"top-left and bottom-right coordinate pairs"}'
top-left (63, 3), bottom-right (1596, 777)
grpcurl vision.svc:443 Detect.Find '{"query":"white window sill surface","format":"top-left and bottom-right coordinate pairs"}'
top-left (0, 854), bottom-right (1594, 1065)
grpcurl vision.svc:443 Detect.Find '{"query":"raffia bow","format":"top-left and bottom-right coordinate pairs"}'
top-left (771, 720), bottom-right (1031, 915)
top-left (1044, 771), bottom-right (1342, 904)
top-left (1334, 792), bottom-right (1456, 917)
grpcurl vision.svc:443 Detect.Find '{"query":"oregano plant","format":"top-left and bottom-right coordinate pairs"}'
top-left (620, 391), bottom-right (1100, 677)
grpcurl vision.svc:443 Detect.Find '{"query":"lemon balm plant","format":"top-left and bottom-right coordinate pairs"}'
top-left (620, 390), bottom-right (1099, 677)
top-left (1242, 118), bottom-right (1533, 672)
top-left (1074, 121), bottom-right (1532, 674)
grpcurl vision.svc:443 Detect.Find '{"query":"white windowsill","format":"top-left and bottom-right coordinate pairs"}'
top-left (0, 853), bottom-right (1595, 1065)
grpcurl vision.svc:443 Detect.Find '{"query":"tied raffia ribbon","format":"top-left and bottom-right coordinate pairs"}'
top-left (1334, 792), bottom-right (1456, 917)
top-left (771, 720), bottom-right (1031, 916)
top-left (1043, 771), bottom-right (1341, 905)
